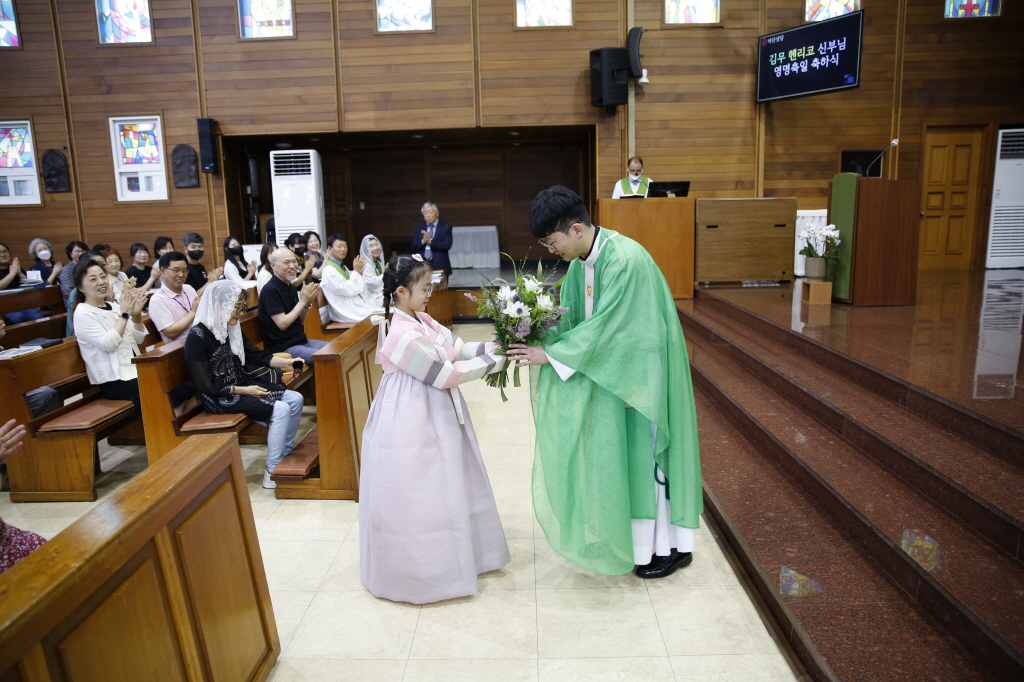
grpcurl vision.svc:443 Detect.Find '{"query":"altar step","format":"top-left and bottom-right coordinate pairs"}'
top-left (681, 299), bottom-right (1024, 682)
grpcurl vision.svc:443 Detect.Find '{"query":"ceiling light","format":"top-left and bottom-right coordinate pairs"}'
top-left (412, 134), bottom-right (424, 139)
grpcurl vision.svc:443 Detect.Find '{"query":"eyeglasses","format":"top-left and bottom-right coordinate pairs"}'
top-left (538, 223), bottom-right (579, 250)
top-left (163, 267), bottom-right (188, 275)
top-left (233, 301), bottom-right (248, 312)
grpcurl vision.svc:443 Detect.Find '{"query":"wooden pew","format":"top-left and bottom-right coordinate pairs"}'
top-left (0, 284), bottom-right (65, 318)
top-left (0, 433), bottom-right (280, 682)
top-left (426, 271), bottom-right (452, 328)
top-left (304, 291), bottom-right (354, 342)
top-left (133, 312), bottom-right (314, 464)
top-left (272, 317), bottom-right (380, 500)
top-left (0, 285), bottom-right (68, 346)
top-left (0, 324), bottom-right (160, 502)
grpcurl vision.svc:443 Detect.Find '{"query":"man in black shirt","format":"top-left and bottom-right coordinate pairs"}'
top-left (183, 232), bottom-right (222, 294)
top-left (258, 247), bottom-right (326, 364)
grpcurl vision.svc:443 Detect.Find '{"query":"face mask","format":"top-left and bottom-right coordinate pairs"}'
top-left (37, 250), bottom-right (52, 261)
top-left (229, 245), bottom-right (244, 256)
top-left (189, 249), bottom-right (204, 260)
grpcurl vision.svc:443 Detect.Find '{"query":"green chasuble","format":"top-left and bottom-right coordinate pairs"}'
top-left (531, 228), bottom-right (702, 575)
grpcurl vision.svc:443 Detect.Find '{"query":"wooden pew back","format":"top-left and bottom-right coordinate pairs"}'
top-left (0, 433), bottom-right (280, 682)
top-left (0, 284), bottom-right (65, 317)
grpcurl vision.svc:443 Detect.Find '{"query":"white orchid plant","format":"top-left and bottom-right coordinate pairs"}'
top-left (798, 223), bottom-right (842, 266)
top-left (466, 257), bottom-right (568, 401)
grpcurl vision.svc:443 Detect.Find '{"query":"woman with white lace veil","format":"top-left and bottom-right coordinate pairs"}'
top-left (359, 234), bottom-right (386, 309)
top-left (184, 280), bottom-right (305, 489)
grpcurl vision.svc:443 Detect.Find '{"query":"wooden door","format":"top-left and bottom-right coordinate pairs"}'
top-left (919, 127), bottom-right (985, 270)
top-left (323, 156), bottom-right (352, 245)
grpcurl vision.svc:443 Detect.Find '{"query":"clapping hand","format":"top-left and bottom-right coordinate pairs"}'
top-left (9, 257), bottom-right (20, 276)
top-left (209, 266), bottom-right (224, 281)
top-left (0, 419), bottom-right (27, 464)
top-left (353, 255), bottom-right (368, 274)
top-left (247, 260), bottom-right (257, 275)
top-left (124, 276), bottom-right (137, 292)
top-left (420, 230), bottom-right (432, 245)
top-left (299, 281), bottom-right (320, 305)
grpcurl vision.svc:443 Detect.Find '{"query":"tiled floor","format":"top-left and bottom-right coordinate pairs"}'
top-left (0, 324), bottom-right (799, 682)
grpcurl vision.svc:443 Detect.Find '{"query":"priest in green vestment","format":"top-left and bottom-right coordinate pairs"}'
top-left (508, 186), bottom-right (702, 577)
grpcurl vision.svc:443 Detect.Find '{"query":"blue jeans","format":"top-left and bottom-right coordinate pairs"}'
top-left (4, 308), bottom-right (45, 325)
top-left (266, 390), bottom-right (304, 470)
top-left (284, 339), bottom-right (328, 365)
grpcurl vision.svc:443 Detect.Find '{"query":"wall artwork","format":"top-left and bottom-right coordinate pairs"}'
top-left (944, 0), bottom-right (1000, 18)
top-left (805, 0), bottom-right (859, 22)
top-left (376, 0), bottom-right (433, 33)
top-left (0, 120), bottom-right (40, 204)
top-left (118, 122), bottom-right (161, 165)
top-left (1, 0), bottom-right (19, 47)
top-left (664, 0), bottom-right (719, 24)
top-left (95, 0), bottom-right (152, 44)
top-left (171, 144), bottom-right (199, 188)
top-left (41, 149), bottom-right (71, 193)
top-left (108, 115), bottom-right (167, 201)
top-left (515, 0), bottom-right (572, 28)
top-left (0, 125), bottom-right (32, 168)
top-left (239, 0), bottom-right (294, 38)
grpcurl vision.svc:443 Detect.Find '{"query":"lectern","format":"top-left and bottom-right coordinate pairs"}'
top-left (596, 198), bottom-right (695, 299)
top-left (829, 174), bottom-right (920, 306)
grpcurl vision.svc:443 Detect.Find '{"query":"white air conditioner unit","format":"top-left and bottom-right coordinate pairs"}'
top-left (270, 150), bottom-right (325, 248)
top-left (986, 129), bottom-right (1024, 269)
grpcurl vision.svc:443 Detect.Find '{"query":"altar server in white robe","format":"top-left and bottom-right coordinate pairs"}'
top-left (359, 234), bottom-right (386, 310)
top-left (321, 234), bottom-right (379, 324)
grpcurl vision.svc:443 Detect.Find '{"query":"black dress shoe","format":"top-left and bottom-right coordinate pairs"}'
top-left (634, 550), bottom-right (693, 579)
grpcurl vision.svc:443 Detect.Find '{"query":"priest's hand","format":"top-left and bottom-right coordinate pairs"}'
top-left (507, 343), bottom-right (548, 367)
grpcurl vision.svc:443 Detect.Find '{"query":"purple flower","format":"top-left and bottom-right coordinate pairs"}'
top-left (555, 306), bottom-right (569, 316)
top-left (540, 318), bottom-right (560, 331)
top-left (464, 292), bottom-right (478, 302)
top-left (515, 317), bottom-right (531, 340)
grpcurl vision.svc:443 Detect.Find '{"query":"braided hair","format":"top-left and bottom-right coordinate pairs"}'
top-left (382, 254), bottom-right (431, 318)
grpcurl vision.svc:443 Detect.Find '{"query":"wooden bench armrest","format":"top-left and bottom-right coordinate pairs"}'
top-left (26, 393), bottom-right (99, 436)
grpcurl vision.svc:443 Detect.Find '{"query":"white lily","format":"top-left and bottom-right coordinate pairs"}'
top-left (503, 301), bottom-right (529, 318)
top-left (536, 294), bottom-right (554, 311)
top-left (523, 277), bottom-right (543, 294)
top-left (496, 285), bottom-right (516, 302)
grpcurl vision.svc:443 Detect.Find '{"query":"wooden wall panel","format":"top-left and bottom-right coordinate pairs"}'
top-left (54, 0), bottom-right (215, 256)
top-left (200, 0), bottom-right (339, 134)
top-left (337, 0), bottom-right (476, 131)
top-left (0, 0), bottom-right (81, 259)
top-left (633, 0), bottom-right (760, 199)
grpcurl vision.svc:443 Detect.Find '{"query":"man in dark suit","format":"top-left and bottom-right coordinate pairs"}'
top-left (410, 201), bottom-right (453, 275)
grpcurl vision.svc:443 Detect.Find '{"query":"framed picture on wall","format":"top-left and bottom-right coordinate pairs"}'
top-left (515, 0), bottom-right (572, 28)
top-left (238, 0), bottom-right (295, 39)
top-left (0, 119), bottom-right (42, 205)
top-left (108, 115), bottom-right (168, 202)
top-left (375, 0), bottom-right (434, 34)
top-left (95, 0), bottom-right (153, 44)
top-left (804, 0), bottom-right (859, 23)
top-left (663, 1), bottom-right (720, 26)
top-left (1, 0), bottom-right (21, 48)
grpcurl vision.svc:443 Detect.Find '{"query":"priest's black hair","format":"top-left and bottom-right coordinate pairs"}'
top-left (382, 254), bottom-right (431, 318)
top-left (528, 185), bottom-right (591, 238)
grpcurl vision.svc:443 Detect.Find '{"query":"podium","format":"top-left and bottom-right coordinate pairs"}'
top-left (596, 198), bottom-right (695, 299)
top-left (829, 174), bottom-right (920, 306)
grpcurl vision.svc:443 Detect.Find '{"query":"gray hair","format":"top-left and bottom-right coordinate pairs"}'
top-left (29, 238), bottom-right (53, 259)
top-left (421, 202), bottom-right (439, 212)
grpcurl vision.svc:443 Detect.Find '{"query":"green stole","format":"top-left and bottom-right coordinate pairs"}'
top-left (618, 176), bottom-right (650, 197)
top-left (531, 228), bottom-right (702, 575)
top-left (326, 259), bottom-right (350, 279)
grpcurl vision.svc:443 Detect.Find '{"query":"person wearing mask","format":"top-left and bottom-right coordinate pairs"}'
top-left (410, 202), bottom-right (453, 276)
top-left (183, 232), bottom-right (222, 294)
top-left (101, 248), bottom-right (132, 301)
top-left (303, 231), bottom-right (325, 281)
top-left (257, 248), bottom-right (325, 365)
top-left (124, 243), bottom-right (161, 293)
top-left (60, 241), bottom-right (88, 304)
top-left (359, 234), bottom-right (386, 310)
top-left (0, 242), bottom-right (45, 325)
top-left (612, 156), bottom-right (653, 199)
top-left (148, 251), bottom-right (200, 344)
top-left (27, 239), bottom-right (63, 286)
top-left (223, 237), bottom-right (257, 281)
top-left (185, 280), bottom-right (305, 489)
top-left (256, 242), bottom-right (275, 294)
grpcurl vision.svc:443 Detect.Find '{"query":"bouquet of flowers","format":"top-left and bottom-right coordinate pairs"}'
top-left (798, 223), bottom-right (842, 265)
top-left (467, 261), bottom-right (568, 401)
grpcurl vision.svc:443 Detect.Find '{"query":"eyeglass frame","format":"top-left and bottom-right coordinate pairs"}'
top-left (537, 222), bottom-right (581, 250)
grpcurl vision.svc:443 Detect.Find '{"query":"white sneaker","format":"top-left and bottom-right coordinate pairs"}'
top-left (262, 468), bottom-right (276, 489)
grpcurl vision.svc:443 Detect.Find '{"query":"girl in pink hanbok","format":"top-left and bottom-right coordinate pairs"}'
top-left (359, 254), bottom-right (510, 604)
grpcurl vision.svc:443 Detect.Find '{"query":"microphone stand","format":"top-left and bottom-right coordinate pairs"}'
top-left (865, 139), bottom-right (898, 178)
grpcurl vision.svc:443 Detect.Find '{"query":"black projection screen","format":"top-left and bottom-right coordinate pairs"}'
top-left (756, 11), bottom-right (864, 103)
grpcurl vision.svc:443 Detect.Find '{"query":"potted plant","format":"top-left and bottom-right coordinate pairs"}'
top-left (798, 223), bottom-right (841, 282)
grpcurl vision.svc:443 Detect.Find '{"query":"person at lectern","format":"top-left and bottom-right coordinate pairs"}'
top-left (411, 202), bottom-right (453, 276)
top-left (612, 156), bottom-right (652, 198)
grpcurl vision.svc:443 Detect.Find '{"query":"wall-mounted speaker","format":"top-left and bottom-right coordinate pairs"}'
top-left (197, 118), bottom-right (218, 174)
top-left (627, 27), bottom-right (643, 78)
top-left (590, 47), bottom-right (630, 110)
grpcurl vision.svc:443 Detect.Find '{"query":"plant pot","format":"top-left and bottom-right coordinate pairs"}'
top-left (804, 257), bottom-right (827, 282)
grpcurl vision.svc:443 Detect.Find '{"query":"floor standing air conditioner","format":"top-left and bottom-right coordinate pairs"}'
top-left (986, 129), bottom-right (1024, 269)
top-left (270, 150), bottom-right (325, 248)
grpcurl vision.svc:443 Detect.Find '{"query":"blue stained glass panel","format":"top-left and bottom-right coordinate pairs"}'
top-left (944, 0), bottom-right (1000, 18)
top-left (239, 0), bottom-right (294, 38)
top-left (96, 0), bottom-right (152, 44)
top-left (0, 127), bottom-right (33, 168)
top-left (805, 0), bottom-right (859, 22)
top-left (118, 123), bottom-right (161, 165)
top-left (0, 0), bottom-right (20, 47)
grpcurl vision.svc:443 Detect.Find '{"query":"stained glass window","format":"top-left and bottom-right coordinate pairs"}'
top-left (805, 0), bottom-right (859, 22)
top-left (0, 120), bottom-right (40, 205)
top-left (376, 0), bottom-right (433, 33)
top-left (109, 116), bottom-right (167, 201)
top-left (0, 0), bottom-right (19, 47)
top-left (239, 0), bottom-right (294, 38)
top-left (95, 0), bottom-right (152, 44)
top-left (516, 0), bottom-right (572, 28)
top-left (664, 0), bottom-right (719, 24)
top-left (944, 0), bottom-right (1000, 18)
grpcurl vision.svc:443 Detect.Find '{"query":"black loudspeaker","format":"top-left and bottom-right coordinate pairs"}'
top-left (627, 27), bottom-right (643, 78)
top-left (197, 118), bottom-right (218, 174)
top-left (590, 47), bottom-right (629, 109)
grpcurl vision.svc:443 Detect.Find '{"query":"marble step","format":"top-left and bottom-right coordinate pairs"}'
top-left (679, 299), bottom-right (1024, 560)
top-left (693, 382), bottom-right (988, 682)
top-left (684, 328), bottom-right (1024, 681)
